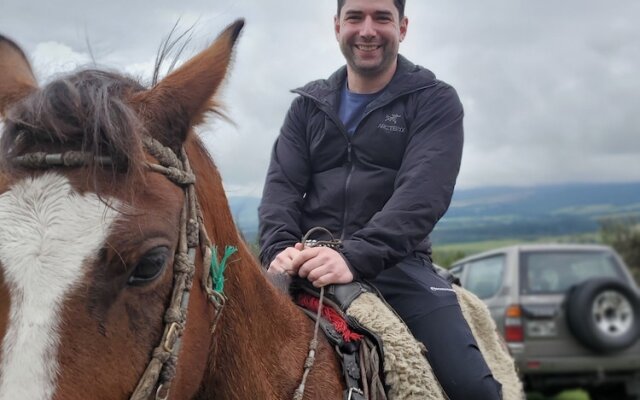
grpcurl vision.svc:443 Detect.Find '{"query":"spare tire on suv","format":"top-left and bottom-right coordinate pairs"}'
top-left (566, 277), bottom-right (640, 353)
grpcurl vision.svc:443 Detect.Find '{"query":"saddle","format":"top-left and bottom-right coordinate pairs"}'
top-left (290, 229), bottom-right (523, 399)
top-left (292, 276), bottom-right (526, 400)
top-left (292, 279), bottom-right (388, 400)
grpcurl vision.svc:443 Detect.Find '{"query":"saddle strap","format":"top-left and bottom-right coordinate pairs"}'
top-left (299, 307), bottom-right (368, 399)
top-left (359, 338), bottom-right (387, 400)
top-left (342, 351), bottom-right (365, 400)
top-left (340, 340), bottom-right (387, 400)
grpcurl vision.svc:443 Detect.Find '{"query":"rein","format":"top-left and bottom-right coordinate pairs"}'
top-left (293, 227), bottom-right (342, 400)
top-left (12, 138), bottom-right (226, 400)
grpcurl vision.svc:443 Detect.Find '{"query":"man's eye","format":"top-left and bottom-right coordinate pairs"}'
top-left (128, 247), bottom-right (170, 286)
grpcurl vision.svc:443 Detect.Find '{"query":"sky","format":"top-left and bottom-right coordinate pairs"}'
top-left (1, 0), bottom-right (638, 198)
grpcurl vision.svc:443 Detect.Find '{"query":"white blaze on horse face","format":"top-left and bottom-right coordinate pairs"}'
top-left (0, 172), bottom-right (120, 400)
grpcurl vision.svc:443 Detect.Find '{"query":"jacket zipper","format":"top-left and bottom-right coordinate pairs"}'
top-left (341, 142), bottom-right (355, 240)
top-left (296, 81), bottom-right (438, 240)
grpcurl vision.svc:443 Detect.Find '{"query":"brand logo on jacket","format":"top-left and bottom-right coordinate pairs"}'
top-left (378, 114), bottom-right (406, 133)
top-left (385, 114), bottom-right (401, 124)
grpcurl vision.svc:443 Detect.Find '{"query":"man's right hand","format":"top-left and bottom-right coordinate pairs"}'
top-left (267, 244), bottom-right (303, 275)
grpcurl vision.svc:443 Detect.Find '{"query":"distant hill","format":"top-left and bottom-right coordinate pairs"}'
top-left (229, 182), bottom-right (640, 244)
top-left (434, 182), bottom-right (640, 244)
top-left (228, 196), bottom-right (262, 242)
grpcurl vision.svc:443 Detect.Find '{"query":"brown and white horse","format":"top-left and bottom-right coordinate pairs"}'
top-left (0, 21), bottom-right (344, 399)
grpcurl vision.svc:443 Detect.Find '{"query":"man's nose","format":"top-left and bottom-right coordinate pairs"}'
top-left (359, 16), bottom-right (377, 38)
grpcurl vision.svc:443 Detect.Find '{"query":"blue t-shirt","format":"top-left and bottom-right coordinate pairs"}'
top-left (338, 84), bottom-right (382, 135)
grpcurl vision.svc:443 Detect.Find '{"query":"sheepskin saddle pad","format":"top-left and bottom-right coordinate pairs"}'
top-left (293, 279), bottom-right (525, 400)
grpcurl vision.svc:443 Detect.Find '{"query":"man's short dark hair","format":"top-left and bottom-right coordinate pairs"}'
top-left (337, 0), bottom-right (406, 19)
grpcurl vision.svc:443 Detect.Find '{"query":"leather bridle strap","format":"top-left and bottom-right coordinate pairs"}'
top-left (11, 137), bottom-right (221, 400)
top-left (130, 137), bottom-right (217, 400)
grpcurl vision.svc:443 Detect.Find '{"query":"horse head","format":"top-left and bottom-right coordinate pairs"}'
top-left (0, 20), bottom-right (247, 400)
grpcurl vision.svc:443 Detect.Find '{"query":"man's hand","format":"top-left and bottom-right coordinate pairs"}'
top-left (291, 246), bottom-right (354, 287)
top-left (267, 246), bottom-right (302, 275)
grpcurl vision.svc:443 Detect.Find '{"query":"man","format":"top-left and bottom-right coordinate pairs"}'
top-left (259, 0), bottom-right (502, 398)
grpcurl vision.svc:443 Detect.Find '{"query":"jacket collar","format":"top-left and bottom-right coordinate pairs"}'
top-left (294, 54), bottom-right (437, 107)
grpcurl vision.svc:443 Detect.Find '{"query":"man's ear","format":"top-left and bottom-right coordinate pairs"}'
top-left (399, 16), bottom-right (408, 42)
top-left (334, 15), bottom-right (341, 40)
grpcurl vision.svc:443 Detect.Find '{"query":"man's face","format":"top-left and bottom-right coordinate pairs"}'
top-left (335, 0), bottom-right (408, 78)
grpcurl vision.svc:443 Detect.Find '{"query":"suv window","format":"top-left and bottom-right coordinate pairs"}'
top-left (520, 250), bottom-right (624, 295)
top-left (464, 254), bottom-right (506, 299)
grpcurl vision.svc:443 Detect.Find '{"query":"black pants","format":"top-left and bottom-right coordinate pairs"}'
top-left (370, 255), bottom-right (503, 400)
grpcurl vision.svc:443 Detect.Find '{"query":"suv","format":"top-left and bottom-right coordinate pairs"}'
top-left (450, 244), bottom-right (640, 399)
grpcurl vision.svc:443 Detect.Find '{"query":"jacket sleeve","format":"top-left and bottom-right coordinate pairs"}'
top-left (258, 96), bottom-right (310, 267)
top-left (341, 84), bottom-right (464, 278)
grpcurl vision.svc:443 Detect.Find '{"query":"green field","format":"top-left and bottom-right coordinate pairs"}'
top-left (432, 232), bottom-right (602, 268)
top-left (528, 390), bottom-right (589, 400)
top-left (437, 232), bottom-right (601, 253)
top-left (435, 238), bottom-right (525, 254)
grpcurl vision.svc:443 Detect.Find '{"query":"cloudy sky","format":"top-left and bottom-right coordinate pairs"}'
top-left (1, 0), bottom-right (638, 197)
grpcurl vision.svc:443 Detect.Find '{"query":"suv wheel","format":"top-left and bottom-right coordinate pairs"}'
top-left (566, 278), bottom-right (640, 353)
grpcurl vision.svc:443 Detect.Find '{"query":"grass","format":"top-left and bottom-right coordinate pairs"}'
top-left (437, 232), bottom-right (602, 254)
top-left (527, 389), bottom-right (589, 400)
top-left (432, 232), bottom-right (604, 268)
top-left (435, 238), bottom-right (525, 254)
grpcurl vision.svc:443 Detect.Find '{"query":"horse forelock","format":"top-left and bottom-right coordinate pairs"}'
top-left (0, 69), bottom-right (149, 190)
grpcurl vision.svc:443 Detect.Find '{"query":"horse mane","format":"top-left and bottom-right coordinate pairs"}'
top-left (0, 57), bottom-right (240, 236)
top-left (0, 69), bottom-right (148, 187)
top-left (185, 135), bottom-right (258, 266)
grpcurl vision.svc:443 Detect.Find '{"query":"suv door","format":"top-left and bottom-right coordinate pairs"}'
top-left (458, 253), bottom-right (508, 327)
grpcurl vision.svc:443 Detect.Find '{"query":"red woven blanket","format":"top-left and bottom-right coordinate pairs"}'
top-left (297, 293), bottom-right (364, 342)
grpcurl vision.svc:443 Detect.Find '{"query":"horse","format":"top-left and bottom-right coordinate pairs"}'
top-left (0, 20), bottom-right (345, 399)
top-left (0, 20), bottom-right (523, 400)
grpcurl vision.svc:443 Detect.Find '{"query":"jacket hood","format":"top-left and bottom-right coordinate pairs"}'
top-left (294, 54), bottom-right (437, 105)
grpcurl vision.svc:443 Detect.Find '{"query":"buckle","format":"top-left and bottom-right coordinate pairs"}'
top-left (162, 321), bottom-right (182, 353)
top-left (345, 387), bottom-right (365, 400)
top-left (155, 384), bottom-right (170, 400)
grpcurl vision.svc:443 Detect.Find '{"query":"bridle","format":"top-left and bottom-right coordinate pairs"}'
top-left (12, 138), bottom-right (333, 400)
top-left (12, 136), bottom-right (226, 400)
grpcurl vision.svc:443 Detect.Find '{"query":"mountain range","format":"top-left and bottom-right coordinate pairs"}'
top-left (228, 182), bottom-right (640, 244)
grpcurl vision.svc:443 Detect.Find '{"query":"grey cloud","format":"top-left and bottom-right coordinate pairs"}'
top-left (1, 0), bottom-right (638, 192)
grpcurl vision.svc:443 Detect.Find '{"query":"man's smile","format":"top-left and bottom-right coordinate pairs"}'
top-left (355, 44), bottom-right (382, 52)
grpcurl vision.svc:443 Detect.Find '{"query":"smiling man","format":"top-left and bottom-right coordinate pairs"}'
top-left (259, 1), bottom-right (502, 398)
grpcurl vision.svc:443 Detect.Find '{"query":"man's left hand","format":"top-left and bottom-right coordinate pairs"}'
top-left (291, 246), bottom-right (354, 287)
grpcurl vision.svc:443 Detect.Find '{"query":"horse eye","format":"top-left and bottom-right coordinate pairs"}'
top-left (128, 247), bottom-right (170, 286)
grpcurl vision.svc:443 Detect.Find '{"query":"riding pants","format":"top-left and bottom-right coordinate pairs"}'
top-left (369, 255), bottom-right (503, 400)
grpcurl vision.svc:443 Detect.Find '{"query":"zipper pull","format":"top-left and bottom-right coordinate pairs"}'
top-left (347, 143), bottom-right (352, 163)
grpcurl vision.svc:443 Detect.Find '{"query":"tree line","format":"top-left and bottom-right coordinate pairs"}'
top-left (433, 216), bottom-right (640, 285)
top-left (600, 217), bottom-right (640, 283)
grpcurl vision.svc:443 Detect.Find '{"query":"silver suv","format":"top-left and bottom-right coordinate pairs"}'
top-left (450, 244), bottom-right (640, 399)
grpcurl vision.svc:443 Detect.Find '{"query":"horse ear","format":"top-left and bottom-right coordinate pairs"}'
top-left (135, 19), bottom-right (244, 149)
top-left (0, 35), bottom-right (38, 117)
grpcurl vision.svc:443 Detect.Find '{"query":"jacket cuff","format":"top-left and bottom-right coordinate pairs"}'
top-left (338, 251), bottom-right (360, 281)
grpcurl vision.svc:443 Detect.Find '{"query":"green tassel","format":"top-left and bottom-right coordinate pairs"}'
top-left (210, 245), bottom-right (238, 293)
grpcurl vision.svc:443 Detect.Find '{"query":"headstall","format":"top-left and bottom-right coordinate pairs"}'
top-left (12, 136), bottom-right (226, 400)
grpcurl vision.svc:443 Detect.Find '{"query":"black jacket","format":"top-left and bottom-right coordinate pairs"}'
top-left (259, 55), bottom-right (464, 279)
